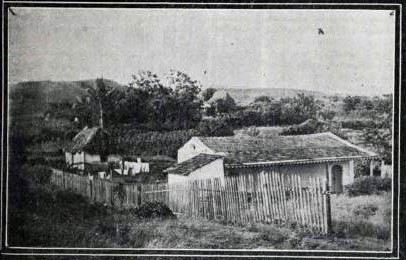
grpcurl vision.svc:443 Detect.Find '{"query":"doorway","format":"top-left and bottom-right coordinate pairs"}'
top-left (331, 165), bottom-right (343, 193)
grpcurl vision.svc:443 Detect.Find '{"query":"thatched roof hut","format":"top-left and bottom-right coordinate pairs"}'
top-left (65, 126), bottom-right (110, 155)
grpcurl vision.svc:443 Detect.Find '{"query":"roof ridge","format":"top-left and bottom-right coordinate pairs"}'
top-left (324, 132), bottom-right (377, 157)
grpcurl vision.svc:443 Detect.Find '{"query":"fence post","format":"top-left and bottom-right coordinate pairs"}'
top-left (62, 170), bottom-right (65, 189)
top-left (323, 179), bottom-right (332, 235)
top-left (137, 184), bottom-right (142, 206)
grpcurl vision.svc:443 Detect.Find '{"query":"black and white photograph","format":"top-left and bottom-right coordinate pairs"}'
top-left (1, 1), bottom-right (403, 259)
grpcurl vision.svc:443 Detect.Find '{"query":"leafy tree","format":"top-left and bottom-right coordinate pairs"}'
top-left (213, 94), bottom-right (236, 114)
top-left (361, 95), bottom-right (393, 163)
top-left (73, 78), bottom-right (118, 128)
top-left (127, 70), bottom-right (203, 131)
top-left (165, 70), bottom-right (203, 129)
top-left (128, 71), bottom-right (172, 130)
top-left (254, 96), bottom-right (272, 103)
top-left (197, 118), bottom-right (234, 137)
top-left (343, 96), bottom-right (362, 112)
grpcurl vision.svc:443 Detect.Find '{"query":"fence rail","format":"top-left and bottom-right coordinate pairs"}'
top-left (50, 168), bottom-right (331, 233)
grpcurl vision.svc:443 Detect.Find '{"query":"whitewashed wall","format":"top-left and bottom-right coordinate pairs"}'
top-left (189, 159), bottom-right (224, 182)
top-left (72, 152), bottom-right (85, 170)
top-left (65, 152), bottom-right (73, 165)
top-left (177, 138), bottom-right (215, 163)
top-left (84, 153), bottom-right (101, 164)
top-left (226, 160), bottom-right (354, 193)
top-left (167, 173), bottom-right (189, 185)
top-left (168, 159), bottom-right (225, 185)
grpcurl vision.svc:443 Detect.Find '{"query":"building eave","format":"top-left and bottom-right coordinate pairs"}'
top-left (225, 155), bottom-right (378, 169)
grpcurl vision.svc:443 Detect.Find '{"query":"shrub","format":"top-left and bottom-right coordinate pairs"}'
top-left (21, 164), bottom-right (52, 185)
top-left (258, 225), bottom-right (290, 245)
top-left (341, 119), bottom-right (378, 130)
top-left (197, 118), bottom-right (234, 137)
top-left (353, 204), bottom-right (379, 218)
top-left (130, 202), bottom-right (176, 219)
top-left (345, 176), bottom-right (391, 196)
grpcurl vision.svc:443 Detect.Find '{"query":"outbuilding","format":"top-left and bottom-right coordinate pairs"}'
top-left (65, 126), bottom-right (110, 171)
top-left (166, 132), bottom-right (377, 193)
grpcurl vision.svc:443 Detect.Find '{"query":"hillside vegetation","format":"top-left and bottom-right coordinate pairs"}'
top-left (217, 87), bottom-right (326, 106)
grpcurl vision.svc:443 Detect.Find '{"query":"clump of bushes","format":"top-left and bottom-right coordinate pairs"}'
top-left (341, 119), bottom-right (379, 130)
top-left (130, 202), bottom-right (176, 219)
top-left (353, 204), bottom-right (379, 218)
top-left (281, 119), bottom-right (323, 135)
top-left (20, 164), bottom-right (52, 186)
top-left (197, 117), bottom-right (234, 137)
top-left (345, 176), bottom-right (391, 196)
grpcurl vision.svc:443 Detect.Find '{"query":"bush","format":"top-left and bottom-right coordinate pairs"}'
top-left (21, 164), bottom-right (52, 185)
top-left (353, 204), bottom-right (379, 218)
top-left (258, 225), bottom-right (290, 245)
top-left (345, 176), bottom-right (391, 196)
top-left (280, 119), bottom-right (323, 135)
top-left (341, 120), bottom-right (379, 130)
top-left (197, 118), bottom-right (234, 137)
top-left (130, 202), bottom-right (176, 219)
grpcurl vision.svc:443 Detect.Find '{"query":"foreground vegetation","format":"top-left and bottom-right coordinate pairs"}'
top-left (8, 166), bottom-right (391, 251)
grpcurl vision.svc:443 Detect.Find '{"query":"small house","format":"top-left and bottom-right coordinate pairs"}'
top-left (65, 126), bottom-right (110, 171)
top-left (165, 132), bottom-right (377, 193)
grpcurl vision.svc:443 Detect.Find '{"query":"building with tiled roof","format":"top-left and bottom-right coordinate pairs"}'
top-left (166, 132), bottom-right (377, 193)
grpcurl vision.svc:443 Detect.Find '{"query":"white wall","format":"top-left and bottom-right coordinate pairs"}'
top-left (72, 152), bottom-right (85, 170)
top-left (84, 153), bottom-right (101, 164)
top-left (226, 160), bottom-right (355, 193)
top-left (189, 159), bottom-right (224, 183)
top-left (167, 173), bottom-right (189, 185)
top-left (107, 154), bottom-right (122, 163)
top-left (177, 137), bottom-right (215, 163)
top-left (65, 152), bottom-right (73, 166)
top-left (167, 159), bottom-right (225, 186)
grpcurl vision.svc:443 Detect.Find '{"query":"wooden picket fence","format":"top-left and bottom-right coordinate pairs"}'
top-left (166, 171), bottom-right (330, 233)
top-left (49, 168), bottom-right (331, 234)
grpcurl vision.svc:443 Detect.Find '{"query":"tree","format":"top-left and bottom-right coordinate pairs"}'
top-left (74, 78), bottom-right (117, 128)
top-left (213, 94), bottom-right (236, 114)
top-left (362, 95), bottom-right (393, 163)
top-left (197, 118), bottom-right (234, 136)
top-left (165, 70), bottom-right (203, 129)
top-left (343, 96), bottom-right (362, 112)
top-left (254, 96), bottom-right (272, 103)
top-left (127, 70), bottom-right (203, 131)
top-left (129, 71), bottom-right (172, 130)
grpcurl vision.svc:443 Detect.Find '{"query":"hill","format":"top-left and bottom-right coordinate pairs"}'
top-left (216, 88), bottom-right (327, 106)
top-left (9, 79), bottom-right (125, 117)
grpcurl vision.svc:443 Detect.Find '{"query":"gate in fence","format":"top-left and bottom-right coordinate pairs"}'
top-left (50, 168), bottom-right (331, 234)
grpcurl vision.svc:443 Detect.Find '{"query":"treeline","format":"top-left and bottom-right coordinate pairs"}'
top-left (74, 71), bottom-right (202, 131)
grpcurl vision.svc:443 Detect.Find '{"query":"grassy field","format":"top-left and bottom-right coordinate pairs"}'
top-left (8, 171), bottom-right (392, 251)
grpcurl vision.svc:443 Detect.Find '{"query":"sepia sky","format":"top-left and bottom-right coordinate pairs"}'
top-left (8, 8), bottom-right (396, 95)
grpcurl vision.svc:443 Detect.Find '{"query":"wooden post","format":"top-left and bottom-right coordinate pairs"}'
top-left (324, 163), bottom-right (332, 235)
top-left (370, 160), bottom-right (375, 177)
top-left (137, 184), bottom-right (142, 206)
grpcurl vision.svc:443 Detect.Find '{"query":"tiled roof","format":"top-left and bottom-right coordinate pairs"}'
top-left (197, 132), bottom-right (376, 164)
top-left (165, 154), bottom-right (223, 176)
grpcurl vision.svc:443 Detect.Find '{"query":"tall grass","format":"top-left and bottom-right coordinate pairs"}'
top-left (331, 192), bottom-right (391, 241)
